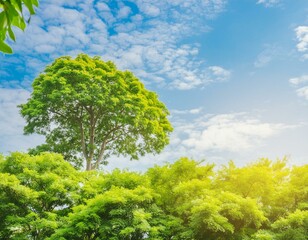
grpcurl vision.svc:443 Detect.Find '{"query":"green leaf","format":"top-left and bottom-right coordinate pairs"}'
top-left (23, 0), bottom-right (36, 15)
top-left (0, 12), bottom-right (7, 29)
top-left (16, 0), bottom-right (23, 12)
top-left (5, 1), bottom-right (20, 20)
top-left (0, 40), bottom-right (13, 54)
top-left (31, 0), bottom-right (39, 7)
top-left (11, 15), bottom-right (26, 30)
top-left (10, 0), bottom-right (23, 13)
top-left (0, 31), bottom-right (5, 41)
top-left (8, 27), bottom-right (16, 41)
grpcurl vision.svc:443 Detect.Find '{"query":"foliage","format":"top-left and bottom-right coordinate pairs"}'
top-left (272, 209), bottom-right (308, 240)
top-left (0, 152), bottom-right (81, 239)
top-left (214, 158), bottom-right (292, 221)
top-left (146, 158), bottom-right (266, 240)
top-left (0, 0), bottom-right (39, 53)
top-left (19, 54), bottom-right (173, 170)
top-left (253, 210), bottom-right (308, 240)
top-left (0, 153), bottom-right (307, 239)
top-left (50, 186), bottom-right (175, 240)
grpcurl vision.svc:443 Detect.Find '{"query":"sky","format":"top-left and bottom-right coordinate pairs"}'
top-left (0, 0), bottom-right (308, 171)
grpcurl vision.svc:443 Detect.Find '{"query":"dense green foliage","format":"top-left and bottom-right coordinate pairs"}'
top-left (0, 0), bottom-right (39, 53)
top-left (1, 152), bottom-right (307, 239)
top-left (19, 54), bottom-right (173, 170)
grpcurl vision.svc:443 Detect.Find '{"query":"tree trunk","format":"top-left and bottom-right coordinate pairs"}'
top-left (86, 160), bottom-right (92, 171)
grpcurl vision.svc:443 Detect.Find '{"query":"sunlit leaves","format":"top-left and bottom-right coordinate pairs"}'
top-left (214, 158), bottom-right (292, 221)
top-left (0, 0), bottom-right (39, 53)
top-left (0, 152), bottom-right (80, 239)
top-left (254, 210), bottom-right (308, 240)
top-left (50, 186), bottom-right (165, 240)
top-left (0, 153), bottom-right (307, 239)
top-left (19, 54), bottom-right (173, 170)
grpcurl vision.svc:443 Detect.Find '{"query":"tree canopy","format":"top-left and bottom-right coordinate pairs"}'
top-left (19, 54), bottom-right (173, 170)
top-left (0, 0), bottom-right (39, 53)
top-left (1, 153), bottom-right (307, 239)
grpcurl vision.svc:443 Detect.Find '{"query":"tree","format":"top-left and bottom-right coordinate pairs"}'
top-left (288, 165), bottom-right (308, 210)
top-left (147, 158), bottom-right (266, 240)
top-left (271, 209), bottom-right (308, 240)
top-left (0, 152), bottom-right (81, 239)
top-left (49, 186), bottom-right (178, 240)
top-left (214, 158), bottom-right (291, 221)
top-left (1, 154), bottom-right (307, 239)
top-left (147, 157), bottom-right (214, 211)
top-left (253, 210), bottom-right (308, 240)
top-left (0, 0), bottom-right (39, 53)
top-left (19, 54), bottom-right (173, 170)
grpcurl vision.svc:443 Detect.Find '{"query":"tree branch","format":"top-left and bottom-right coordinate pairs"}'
top-left (88, 106), bottom-right (96, 165)
top-left (78, 108), bottom-right (89, 170)
top-left (93, 139), bottom-right (107, 169)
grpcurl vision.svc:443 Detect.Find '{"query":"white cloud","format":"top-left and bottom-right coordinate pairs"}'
top-left (208, 66), bottom-right (231, 81)
top-left (296, 86), bottom-right (308, 100)
top-left (295, 26), bottom-right (308, 59)
top-left (257, 0), bottom-right (280, 7)
top-left (171, 108), bottom-right (203, 115)
top-left (139, 4), bottom-right (160, 17)
top-left (34, 44), bottom-right (57, 54)
top-left (172, 112), bottom-right (292, 153)
top-left (96, 2), bottom-right (110, 12)
top-left (117, 111), bottom-right (297, 169)
top-left (2, 0), bottom-right (228, 90)
top-left (295, 26), bottom-right (308, 52)
top-left (254, 44), bottom-right (280, 68)
top-left (0, 88), bottom-right (44, 153)
top-left (117, 6), bottom-right (131, 19)
top-left (0, 79), bottom-right (31, 89)
top-left (289, 75), bottom-right (308, 100)
top-left (289, 75), bottom-right (308, 86)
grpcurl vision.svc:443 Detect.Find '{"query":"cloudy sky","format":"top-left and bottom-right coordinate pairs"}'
top-left (0, 0), bottom-right (307, 170)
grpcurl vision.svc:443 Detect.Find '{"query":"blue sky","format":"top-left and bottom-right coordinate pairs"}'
top-left (0, 0), bottom-right (308, 170)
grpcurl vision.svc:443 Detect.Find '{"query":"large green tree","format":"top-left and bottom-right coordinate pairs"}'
top-left (20, 54), bottom-right (173, 170)
top-left (0, 0), bottom-right (39, 53)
